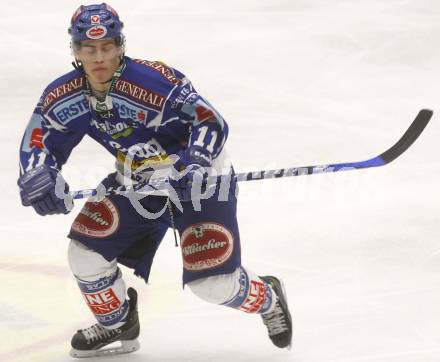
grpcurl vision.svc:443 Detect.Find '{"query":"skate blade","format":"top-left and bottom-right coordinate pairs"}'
top-left (280, 279), bottom-right (293, 350)
top-left (275, 278), bottom-right (293, 350)
top-left (70, 339), bottom-right (140, 358)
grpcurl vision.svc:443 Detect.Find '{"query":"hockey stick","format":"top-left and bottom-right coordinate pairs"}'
top-left (71, 109), bottom-right (432, 200)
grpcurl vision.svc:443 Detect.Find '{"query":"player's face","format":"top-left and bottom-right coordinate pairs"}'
top-left (75, 39), bottom-right (122, 88)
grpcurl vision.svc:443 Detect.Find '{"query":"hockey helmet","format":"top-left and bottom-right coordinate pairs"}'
top-left (68, 3), bottom-right (124, 47)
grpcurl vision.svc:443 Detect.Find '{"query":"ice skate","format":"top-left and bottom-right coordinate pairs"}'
top-left (260, 276), bottom-right (292, 349)
top-left (70, 287), bottom-right (140, 358)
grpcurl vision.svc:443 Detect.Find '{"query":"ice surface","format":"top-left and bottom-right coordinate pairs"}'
top-left (0, 1), bottom-right (439, 361)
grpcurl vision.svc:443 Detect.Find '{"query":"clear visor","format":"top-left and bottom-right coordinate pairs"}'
top-left (74, 40), bottom-right (122, 61)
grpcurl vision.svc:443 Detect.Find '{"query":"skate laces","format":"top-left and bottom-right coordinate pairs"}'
top-left (262, 302), bottom-right (289, 336)
top-left (81, 324), bottom-right (119, 342)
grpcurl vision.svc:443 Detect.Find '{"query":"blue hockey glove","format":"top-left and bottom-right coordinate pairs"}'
top-left (169, 146), bottom-right (214, 202)
top-left (17, 165), bottom-right (73, 216)
top-left (170, 164), bottom-right (211, 202)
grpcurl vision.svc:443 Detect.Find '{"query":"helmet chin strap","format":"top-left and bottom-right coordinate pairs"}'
top-left (72, 59), bottom-right (83, 70)
top-left (89, 56), bottom-right (124, 86)
top-left (94, 57), bottom-right (124, 86)
top-left (71, 56), bottom-right (124, 83)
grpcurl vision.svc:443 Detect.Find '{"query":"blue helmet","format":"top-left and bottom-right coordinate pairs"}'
top-left (68, 3), bottom-right (124, 45)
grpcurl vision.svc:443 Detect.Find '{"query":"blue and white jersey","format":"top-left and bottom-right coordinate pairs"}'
top-left (19, 57), bottom-right (229, 182)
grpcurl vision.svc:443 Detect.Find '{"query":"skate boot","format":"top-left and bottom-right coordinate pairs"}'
top-left (260, 276), bottom-right (292, 349)
top-left (70, 287), bottom-right (140, 358)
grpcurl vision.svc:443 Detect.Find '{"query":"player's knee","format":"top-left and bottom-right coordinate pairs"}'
top-left (67, 239), bottom-right (117, 279)
top-left (187, 268), bottom-right (240, 304)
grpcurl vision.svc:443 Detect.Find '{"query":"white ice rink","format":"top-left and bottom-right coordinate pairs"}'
top-left (1, 0), bottom-right (439, 361)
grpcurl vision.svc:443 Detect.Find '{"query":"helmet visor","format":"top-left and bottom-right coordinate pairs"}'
top-left (75, 40), bottom-right (122, 62)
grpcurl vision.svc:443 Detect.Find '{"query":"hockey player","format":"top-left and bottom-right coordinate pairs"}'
top-left (17, 3), bottom-right (292, 358)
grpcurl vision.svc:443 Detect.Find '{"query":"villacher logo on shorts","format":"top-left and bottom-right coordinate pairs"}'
top-left (181, 223), bottom-right (234, 271)
top-left (71, 198), bottom-right (120, 238)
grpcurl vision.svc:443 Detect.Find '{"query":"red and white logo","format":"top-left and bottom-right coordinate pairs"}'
top-left (181, 223), bottom-right (234, 271)
top-left (91, 15), bottom-right (101, 24)
top-left (137, 110), bottom-right (146, 122)
top-left (71, 198), bottom-right (119, 238)
top-left (195, 105), bottom-right (215, 123)
top-left (239, 280), bottom-right (266, 313)
top-left (86, 25), bottom-right (107, 39)
top-left (29, 128), bottom-right (43, 149)
top-left (83, 288), bottom-right (121, 315)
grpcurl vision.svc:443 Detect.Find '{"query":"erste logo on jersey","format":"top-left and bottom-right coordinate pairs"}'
top-left (52, 95), bottom-right (89, 125)
top-left (71, 198), bottom-right (120, 238)
top-left (181, 223), bottom-right (234, 271)
top-left (113, 98), bottom-right (148, 125)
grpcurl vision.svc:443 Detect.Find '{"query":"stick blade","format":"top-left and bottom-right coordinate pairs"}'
top-left (379, 109), bottom-right (433, 164)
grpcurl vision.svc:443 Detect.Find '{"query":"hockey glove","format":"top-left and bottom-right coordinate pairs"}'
top-left (17, 165), bottom-right (73, 216)
top-left (169, 146), bottom-right (214, 202)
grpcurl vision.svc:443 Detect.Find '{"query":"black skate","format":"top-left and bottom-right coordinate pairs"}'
top-left (70, 287), bottom-right (140, 358)
top-left (260, 276), bottom-right (292, 349)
